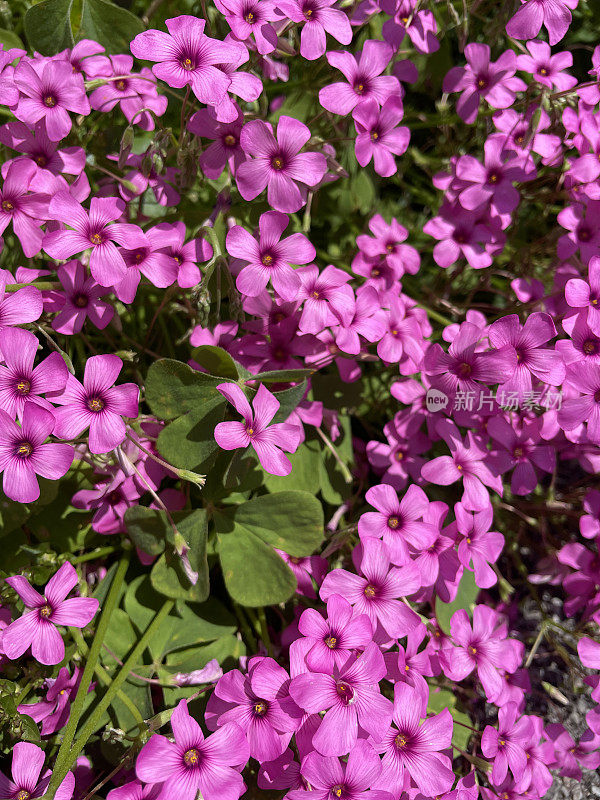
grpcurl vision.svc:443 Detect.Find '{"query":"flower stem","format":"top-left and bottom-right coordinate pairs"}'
top-left (43, 551), bottom-right (131, 800)
top-left (67, 599), bottom-right (174, 764)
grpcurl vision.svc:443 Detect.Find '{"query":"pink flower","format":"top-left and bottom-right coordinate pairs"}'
top-left (289, 641), bottom-right (392, 757)
top-left (189, 107), bottom-right (245, 180)
top-left (353, 214), bottom-right (420, 281)
top-left (276, 0), bottom-right (352, 61)
top-left (373, 682), bottom-right (454, 798)
top-left (454, 502), bottom-right (504, 588)
top-left (506, 0), bottom-right (577, 46)
top-left (353, 96), bottom-right (409, 177)
top-left (296, 264), bottom-right (354, 333)
top-left (421, 419), bottom-right (503, 512)
top-left (18, 666), bottom-right (81, 736)
top-left (214, 382), bottom-right (301, 476)
top-left (3, 562), bottom-right (98, 666)
top-left (226, 210), bottom-right (314, 300)
top-left (320, 538), bottom-right (421, 642)
top-left (72, 472), bottom-right (141, 535)
top-left (488, 312), bottom-right (565, 400)
top-left (298, 593), bottom-right (373, 672)
top-left (205, 657), bottom-right (300, 761)
top-left (130, 16), bottom-right (241, 107)
top-left (319, 40), bottom-right (400, 116)
top-left (0, 403), bottom-right (73, 503)
top-left (135, 698), bottom-right (249, 800)
top-left (515, 40), bottom-right (577, 91)
top-left (52, 354), bottom-right (139, 454)
top-left (0, 160), bottom-right (47, 257)
top-left (219, 0), bottom-right (280, 55)
top-left (49, 260), bottom-right (114, 335)
top-left (0, 742), bottom-right (75, 800)
top-left (88, 54), bottom-right (167, 130)
top-left (43, 192), bottom-right (147, 287)
top-left (236, 115), bottom-right (327, 213)
top-left (290, 740), bottom-right (388, 800)
top-left (358, 483), bottom-right (437, 565)
top-left (0, 327), bottom-right (68, 420)
top-left (565, 255), bottom-right (600, 335)
top-left (13, 59), bottom-right (90, 141)
top-left (0, 119), bottom-right (85, 177)
top-left (441, 605), bottom-right (523, 703)
top-left (481, 703), bottom-right (534, 785)
top-left (443, 44), bottom-right (525, 125)
top-left (153, 221), bottom-right (213, 289)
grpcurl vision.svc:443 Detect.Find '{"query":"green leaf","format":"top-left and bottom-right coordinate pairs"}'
top-left (233, 490), bottom-right (324, 557)
top-left (216, 516), bottom-right (297, 606)
top-left (78, 0), bottom-right (144, 54)
top-left (214, 491), bottom-right (324, 606)
top-left (0, 29), bottom-right (24, 51)
top-left (156, 395), bottom-right (227, 471)
top-left (150, 509), bottom-right (210, 603)
top-left (264, 441), bottom-right (321, 495)
top-left (427, 687), bottom-right (472, 751)
top-left (247, 368), bottom-right (314, 383)
top-left (190, 345), bottom-right (239, 379)
top-left (124, 507), bottom-right (167, 557)
top-left (435, 569), bottom-right (480, 635)
top-left (145, 358), bottom-right (222, 420)
top-left (24, 0), bottom-right (74, 55)
top-left (18, 713), bottom-right (41, 743)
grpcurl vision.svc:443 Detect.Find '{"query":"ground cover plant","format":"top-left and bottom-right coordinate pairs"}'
top-left (0, 0), bottom-right (598, 798)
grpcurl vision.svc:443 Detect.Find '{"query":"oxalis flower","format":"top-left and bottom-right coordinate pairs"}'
top-left (3, 562), bottom-right (99, 666)
top-left (51, 354), bottom-right (139, 455)
top-left (373, 683), bottom-right (454, 798)
top-left (289, 641), bottom-right (393, 757)
top-left (236, 115), bottom-right (327, 213)
top-left (0, 742), bottom-right (75, 800)
top-left (0, 403), bottom-right (73, 504)
top-left (214, 382), bottom-right (301, 476)
top-left (135, 698), bottom-right (249, 800)
top-left (43, 192), bottom-right (147, 287)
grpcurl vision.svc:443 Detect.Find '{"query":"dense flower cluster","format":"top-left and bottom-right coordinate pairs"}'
top-left (0, 0), bottom-right (598, 799)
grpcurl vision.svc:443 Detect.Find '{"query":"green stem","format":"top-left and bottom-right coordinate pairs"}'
top-left (43, 551), bottom-right (131, 800)
top-left (231, 601), bottom-right (257, 652)
top-left (67, 600), bottom-right (174, 765)
top-left (4, 281), bottom-right (60, 292)
top-left (416, 302), bottom-right (454, 327)
top-left (68, 546), bottom-right (119, 565)
top-left (69, 628), bottom-right (145, 730)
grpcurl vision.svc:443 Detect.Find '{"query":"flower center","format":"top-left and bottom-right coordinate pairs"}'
top-left (253, 699), bottom-right (269, 716)
top-left (458, 362), bottom-right (472, 377)
top-left (245, 10), bottom-right (256, 22)
top-left (16, 379), bottom-right (31, 395)
top-left (539, 67), bottom-right (548, 76)
top-left (261, 253), bottom-right (274, 266)
top-left (353, 78), bottom-right (368, 95)
top-left (370, 130), bottom-right (380, 141)
top-left (44, 94), bottom-right (57, 107)
top-left (335, 681), bottom-right (355, 705)
top-left (16, 791), bottom-right (30, 800)
top-left (595, 390), bottom-right (600, 403)
top-left (468, 644), bottom-right (477, 655)
top-left (271, 155), bottom-right (285, 170)
top-left (90, 232), bottom-right (103, 246)
top-left (513, 446), bottom-right (524, 459)
top-left (488, 172), bottom-right (500, 184)
top-left (181, 57), bottom-right (195, 71)
top-left (388, 515), bottom-right (400, 529)
top-left (1, 200), bottom-right (14, 212)
top-left (476, 76), bottom-right (488, 90)
top-left (331, 786), bottom-right (343, 799)
top-left (115, 79), bottom-right (127, 91)
top-left (73, 293), bottom-right (89, 308)
top-left (371, 267), bottom-right (380, 277)
top-left (16, 441), bottom-right (33, 458)
top-left (35, 154), bottom-right (47, 166)
top-left (364, 584), bottom-right (377, 598)
top-left (311, 290), bottom-right (320, 299)
top-left (395, 732), bottom-right (408, 749)
top-left (584, 339), bottom-right (597, 355)
top-left (183, 748), bottom-right (200, 766)
top-left (454, 231), bottom-right (467, 244)
top-left (40, 604), bottom-right (52, 618)
top-left (324, 634), bottom-right (338, 649)
top-left (223, 134), bottom-right (237, 147)
top-left (579, 227), bottom-right (591, 242)
top-left (87, 397), bottom-right (105, 412)
top-left (394, 449), bottom-right (404, 461)
top-left (246, 426), bottom-right (255, 436)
